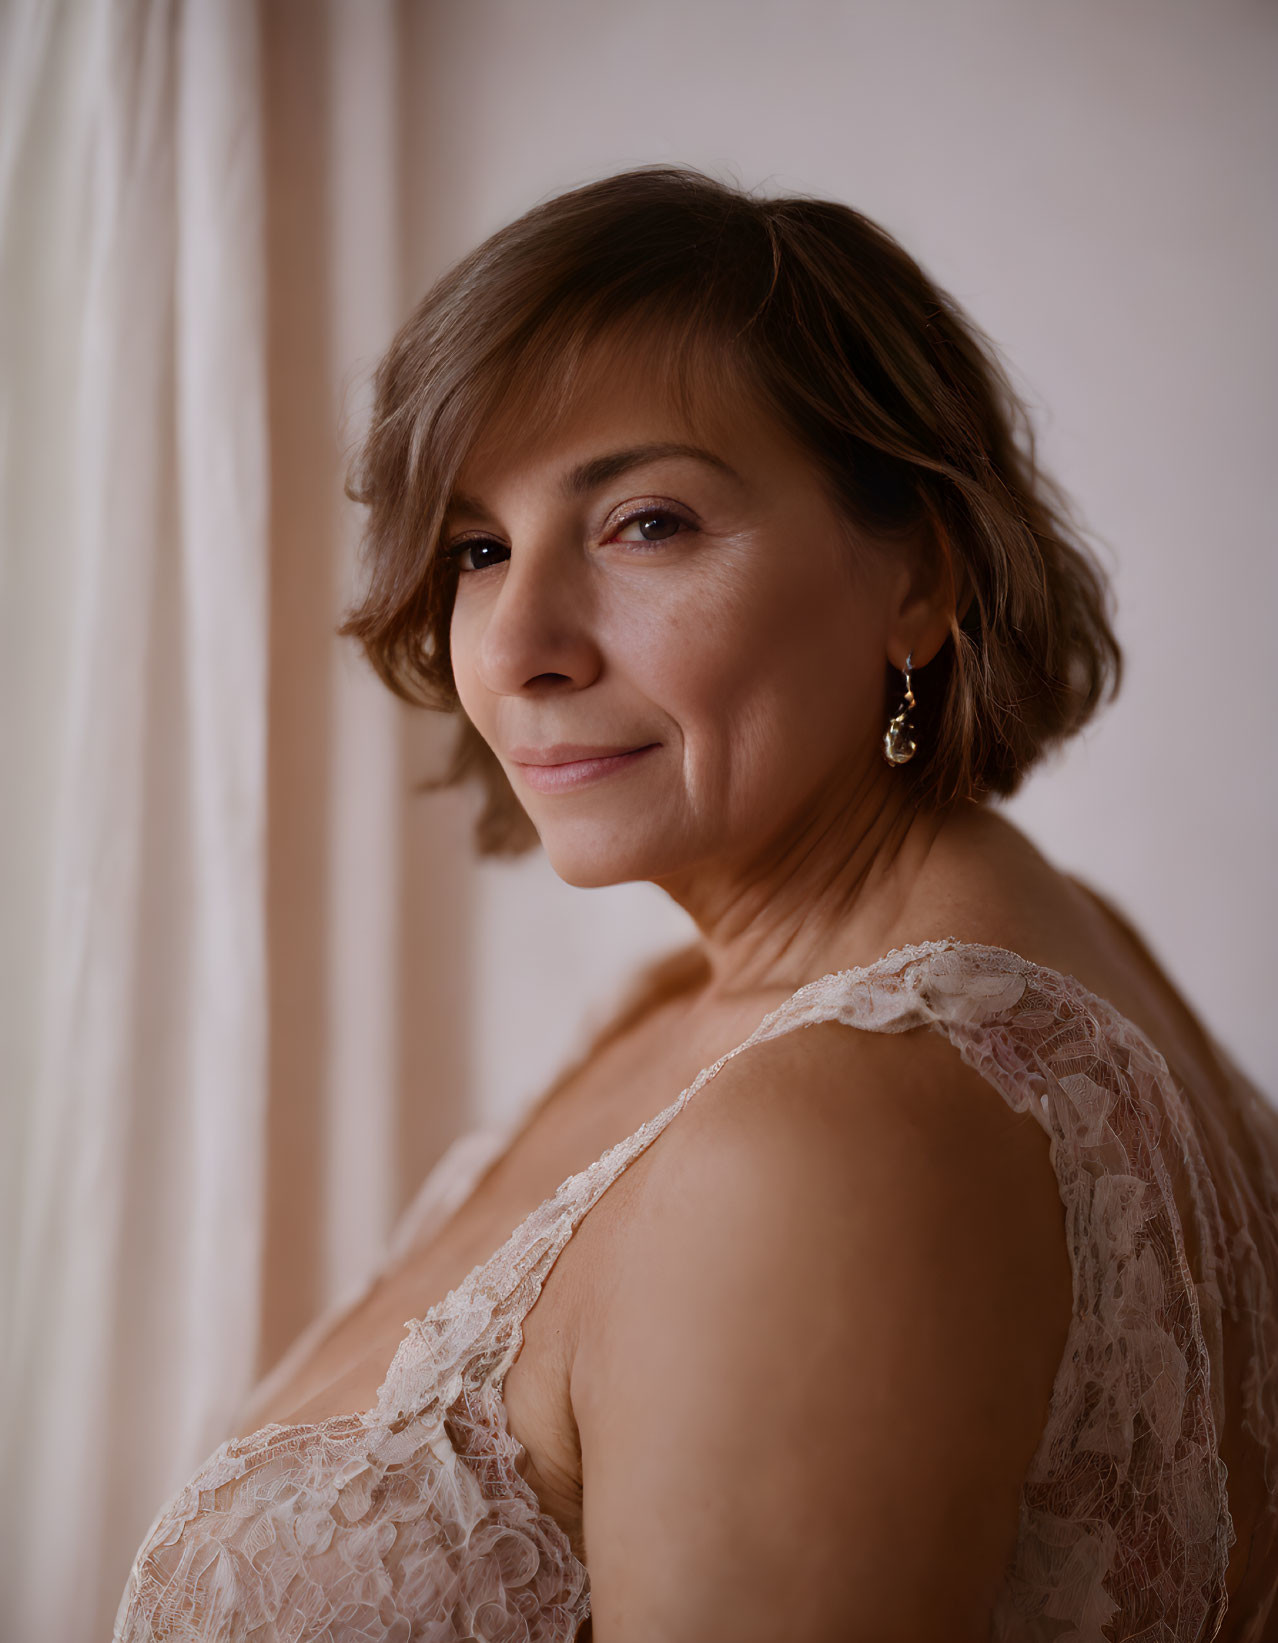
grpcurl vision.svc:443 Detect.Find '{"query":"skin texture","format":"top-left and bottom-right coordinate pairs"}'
top-left (444, 341), bottom-right (1074, 1638)
top-left (570, 1022), bottom-right (1072, 1640)
top-left (446, 340), bottom-right (957, 1000)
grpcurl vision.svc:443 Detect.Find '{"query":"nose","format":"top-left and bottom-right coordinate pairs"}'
top-left (470, 532), bottom-right (603, 698)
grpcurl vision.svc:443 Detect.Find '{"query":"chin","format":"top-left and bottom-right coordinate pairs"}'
top-left (537, 818), bottom-right (682, 890)
top-left (541, 840), bottom-right (651, 890)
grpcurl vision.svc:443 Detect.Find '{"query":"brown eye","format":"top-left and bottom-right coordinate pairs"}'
top-left (441, 538), bottom-right (509, 573)
top-left (612, 508), bottom-right (690, 543)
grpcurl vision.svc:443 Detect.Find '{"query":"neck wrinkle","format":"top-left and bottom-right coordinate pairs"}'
top-left (661, 765), bottom-right (951, 1004)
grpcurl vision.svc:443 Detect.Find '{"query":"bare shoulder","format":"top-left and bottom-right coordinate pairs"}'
top-left (614, 1017), bottom-right (1063, 1252)
top-left (571, 1019), bottom-right (1074, 1641)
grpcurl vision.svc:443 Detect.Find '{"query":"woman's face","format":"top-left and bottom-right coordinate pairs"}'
top-left (445, 346), bottom-right (918, 892)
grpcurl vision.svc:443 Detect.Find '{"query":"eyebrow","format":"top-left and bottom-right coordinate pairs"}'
top-left (444, 442), bottom-right (744, 521)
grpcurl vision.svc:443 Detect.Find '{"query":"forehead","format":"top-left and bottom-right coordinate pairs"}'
top-left (450, 325), bottom-right (808, 505)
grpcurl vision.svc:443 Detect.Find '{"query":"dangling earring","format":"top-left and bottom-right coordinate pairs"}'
top-left (882, 651), bottom-right (918, 766)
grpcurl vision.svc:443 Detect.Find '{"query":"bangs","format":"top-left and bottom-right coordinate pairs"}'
top-left (437, 302), bottom-right (761, 523)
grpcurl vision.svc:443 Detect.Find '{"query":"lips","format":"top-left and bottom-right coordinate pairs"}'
top-left (506, 742), bottom-right (656, 767)
top-left (508, 742), bottom-right (660, 793)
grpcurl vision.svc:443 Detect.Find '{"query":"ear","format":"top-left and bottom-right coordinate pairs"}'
top-left (887, 511), bottom-right (968, 672)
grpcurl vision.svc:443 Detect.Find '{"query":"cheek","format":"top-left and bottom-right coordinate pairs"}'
top-left (683, 546), bottom-right (869, 701)
top-left (605, 563), bottom-right (763, 733)
top-left (663, 551), bottom-right (882, 787)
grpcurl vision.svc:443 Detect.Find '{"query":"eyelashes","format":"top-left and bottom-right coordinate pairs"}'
top-left (439, 504), bottom-right (697, 575)
top-left (438, 536), bottom-right (509, 575)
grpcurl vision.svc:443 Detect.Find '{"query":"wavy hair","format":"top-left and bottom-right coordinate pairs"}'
top-left (338, 165), bottom-right (1122, 854)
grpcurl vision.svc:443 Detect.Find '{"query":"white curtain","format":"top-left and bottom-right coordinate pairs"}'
top-left (0, 1), bottom-right (269, 1635)
top-left (0, 3), bottom-right (477, 1633)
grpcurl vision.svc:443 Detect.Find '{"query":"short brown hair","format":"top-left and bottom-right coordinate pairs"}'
top-left (338, 164), bottom-right (1122, 855)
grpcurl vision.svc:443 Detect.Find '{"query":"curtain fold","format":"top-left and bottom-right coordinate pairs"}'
top-left (0, 1), bottom-right (269, 1635)
top-left (1, 3), bottom-right (476, 1633)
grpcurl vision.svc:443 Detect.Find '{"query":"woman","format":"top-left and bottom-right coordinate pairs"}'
top-left (115, 166), bottom-right (1278, 1641)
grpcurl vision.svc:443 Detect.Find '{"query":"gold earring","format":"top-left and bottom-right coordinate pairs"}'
top-left (882, 651), bottom-right (917, 766)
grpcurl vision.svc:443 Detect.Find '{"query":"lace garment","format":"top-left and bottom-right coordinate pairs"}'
top-left (113, 940), bottom-right (1278, 1642)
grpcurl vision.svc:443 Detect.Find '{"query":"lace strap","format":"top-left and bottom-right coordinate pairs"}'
top-left (877, 943), bottom-right (1239, 1638)
top-left (396, 951), bottom-right (955, 1414)
top-left (489, 936), bottom-right (974, 1292)
top-left (378, 939), bottom-right (1016, 1425)
top-left (489, 951), bottom-right (946, 1296)
top-left (483, 1011), bottom-right (814, 1309)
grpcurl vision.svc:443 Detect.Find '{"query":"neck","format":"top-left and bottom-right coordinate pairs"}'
top-left (654, 764), bottom-right (957, 1005)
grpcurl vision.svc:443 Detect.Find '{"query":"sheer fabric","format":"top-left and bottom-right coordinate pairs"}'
top-left (0, 3), bottom-right (270, 1637)
top-left (113, 940), bottom-right (1278, 1641)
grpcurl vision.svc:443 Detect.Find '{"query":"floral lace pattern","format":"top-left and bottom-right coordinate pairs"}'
top-left (114, 940), bottom-right (1278, 1641)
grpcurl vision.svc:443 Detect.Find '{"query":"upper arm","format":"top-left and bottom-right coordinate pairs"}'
top-left (571, 1020), bottom-right (1072, 1642)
